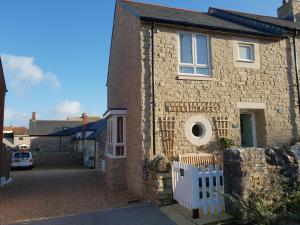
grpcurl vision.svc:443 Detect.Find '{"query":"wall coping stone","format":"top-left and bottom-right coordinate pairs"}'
top-left (223, 147), bottom-right (266, 163)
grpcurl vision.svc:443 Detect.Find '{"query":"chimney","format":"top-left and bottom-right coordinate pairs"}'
top-left (82, 113), bottom-right (87, 130)
top-left (32, 112), bottom-right (36, 121)
top-left (278, 0), bottom-right (300, 22)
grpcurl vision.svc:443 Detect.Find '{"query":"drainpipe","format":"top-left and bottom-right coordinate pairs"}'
top-left (292, 31), bottom-right (300, 115)
top-left (151, 22), bottom-right (156, 156)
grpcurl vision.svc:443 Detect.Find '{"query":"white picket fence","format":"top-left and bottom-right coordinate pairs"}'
top-left (172, 161), bottom-right (225, 217)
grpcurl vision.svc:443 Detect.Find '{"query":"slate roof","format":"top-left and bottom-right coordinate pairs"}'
top-left (86, 120), bottom-right (107, 139)
top-left (209, 8), bottom-right (300, 31)
top-left (66, 119), bottom-right (107, 139)
top-left (29, 120), bottom-right (83, 136)
top-left (119, 0), bottom-right (300, 38)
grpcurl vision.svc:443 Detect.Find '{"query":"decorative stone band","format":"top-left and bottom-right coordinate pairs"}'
top-left (165, 101), bottom-right (221, 113)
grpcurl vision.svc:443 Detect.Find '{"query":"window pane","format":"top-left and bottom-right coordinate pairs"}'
top-left (196, 35), bottom-right (208, 65)
top-left (179, 66), bottom-right (194, 74)
top-left (116, 146), bottom-right (124, 156)
top-left (107, 144), bottom-right (113, 155)
top-left (196, 67), bottom-right (210, 75)
top-left (180, 34), bottom-right (193, 64)
top-left (117, 117), bottom-right (123, 143)
top-left (239, 45), bottom-right (253, 61)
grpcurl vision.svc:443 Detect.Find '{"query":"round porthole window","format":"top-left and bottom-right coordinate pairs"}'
top-left (192, 123), bottom-right (205, 138)
top-left (185, 115), bottom-right (212, 146)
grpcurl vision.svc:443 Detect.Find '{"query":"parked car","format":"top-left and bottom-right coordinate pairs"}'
top-left (11, 152), bottom-right (34, 170)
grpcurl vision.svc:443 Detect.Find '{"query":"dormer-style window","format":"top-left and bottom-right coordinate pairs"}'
top-left (178, 33), bottom-right (211, 77)
top-left (238, 43), bottom-right (254, 62)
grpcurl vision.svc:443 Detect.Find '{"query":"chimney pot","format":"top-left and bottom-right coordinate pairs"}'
top-left (32, 112), bottom-right (36, 121)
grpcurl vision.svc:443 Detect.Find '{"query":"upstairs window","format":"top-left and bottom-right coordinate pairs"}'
top-left (238, 43), bottom-right (254, 62)
top-left (178, 33), bottom-right (211, 76)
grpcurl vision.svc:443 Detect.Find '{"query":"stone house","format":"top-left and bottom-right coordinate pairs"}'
top-left (105, 0), bottom-right (300, 198)
top-left (0, 57), bottom-right (10, 186)
top-left (3, 126), bottom-right (30, 149)
top-left (71, 119), bottom-right (107, 169)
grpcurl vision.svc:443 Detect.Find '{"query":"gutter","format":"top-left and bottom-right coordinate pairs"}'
top-left (140, 17), bottom-right (285, 40)
top-left (292, 31), bottom-right (300, 115)
top-left (151, 22), bottom-right (156, 156)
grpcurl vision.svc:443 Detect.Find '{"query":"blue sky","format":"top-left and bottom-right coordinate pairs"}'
top-left (0, 0), bottom-right (282, 126)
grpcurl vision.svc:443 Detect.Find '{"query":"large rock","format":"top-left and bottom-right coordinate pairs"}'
top-left (291, 143), bottom-right (300, 163)
top-left (265, 145), bottom-right (299, 181)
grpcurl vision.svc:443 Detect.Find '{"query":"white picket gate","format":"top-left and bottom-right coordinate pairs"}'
top-left (172, 161), bottom-right (225, 217)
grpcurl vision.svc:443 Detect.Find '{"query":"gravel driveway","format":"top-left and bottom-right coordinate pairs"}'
top-left (0, 168), bottom-right (139, 225)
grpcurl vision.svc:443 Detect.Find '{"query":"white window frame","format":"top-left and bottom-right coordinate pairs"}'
top-left (238, 43), bottom-right (255, 62)
top-left (178, 32), bottom-right (211, 77)
top-left (105, 115), bottom-right (126, 159)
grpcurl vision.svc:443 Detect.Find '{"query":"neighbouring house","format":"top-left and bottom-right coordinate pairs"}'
top-left (3, 126), bottom-right (30, 149)
top-left (0, 57), bottom-right (10, 186)
top-left (105, 0), bottom-right (300, 199)
top-left (71, 119), bottom-right (107, 169)
top-left (28, 112), bottom-right (100, 167)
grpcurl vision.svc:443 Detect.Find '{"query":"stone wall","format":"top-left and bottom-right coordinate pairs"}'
top-left (30, 136), bottom-right (75, 152)
top-left (32, 151), bottom-right (82, 167)
top-left (96, 130), bottom-right (106, 169)
top-left (223, 148), bottom-right (270, 199)
top-left (223, 146), bottom-right (300, 213)
top-left (143, 169), bottom-right (173, 206)
top-left (106, 3), bottom-right (144, 196)
top-left (140, 23), bottom-right (300, 161)
top-left (104, 157), bottom-right (127, 190)
top-left (30, 135), bottom-right (81, 167)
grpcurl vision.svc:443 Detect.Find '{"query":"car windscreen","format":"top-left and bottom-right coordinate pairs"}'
top-left (13, 153), bottom-right (20, 158)
top-left (21, 153), bottom-right (30, 158)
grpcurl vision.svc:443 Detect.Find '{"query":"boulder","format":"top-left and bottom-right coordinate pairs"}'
top-left (291, 143), bottom-right (300, 163)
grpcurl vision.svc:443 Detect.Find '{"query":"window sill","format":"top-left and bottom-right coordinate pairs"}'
top-left (237, 60), bottom-right (255, 63)
top-left (105, 153), bottom-right (126, 159)
top-left (177, 75), bottom-right (214, 81)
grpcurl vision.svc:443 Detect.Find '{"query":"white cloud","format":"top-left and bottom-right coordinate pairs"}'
top-left (1, 54), bottom-right (61, 91)
top-left (53, 100), bottom-right (81, 118)
top-left (46, 72), bottom-right (61, 88)
top-left (4, 107), bottom-right (30, 126)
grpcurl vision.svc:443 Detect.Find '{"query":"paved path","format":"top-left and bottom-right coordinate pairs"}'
top-left (11, 204), bottom-right (176, 225)
top-left (0, 168), bottom-right (138, 225)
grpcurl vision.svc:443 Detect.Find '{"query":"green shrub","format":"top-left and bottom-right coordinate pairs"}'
top-left (286, 189), bottom-right (300, 221)
top-left (229, 176), bottom-right (293, 225)
top-left (220, 138), bottom-right (234, 149)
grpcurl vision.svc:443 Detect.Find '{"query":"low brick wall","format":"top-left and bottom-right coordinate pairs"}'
top-left (32, 151), bottom-right (82, 167)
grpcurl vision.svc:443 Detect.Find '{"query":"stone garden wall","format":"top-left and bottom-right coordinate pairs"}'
top-left (223, 145), bottom-right (300, 213)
